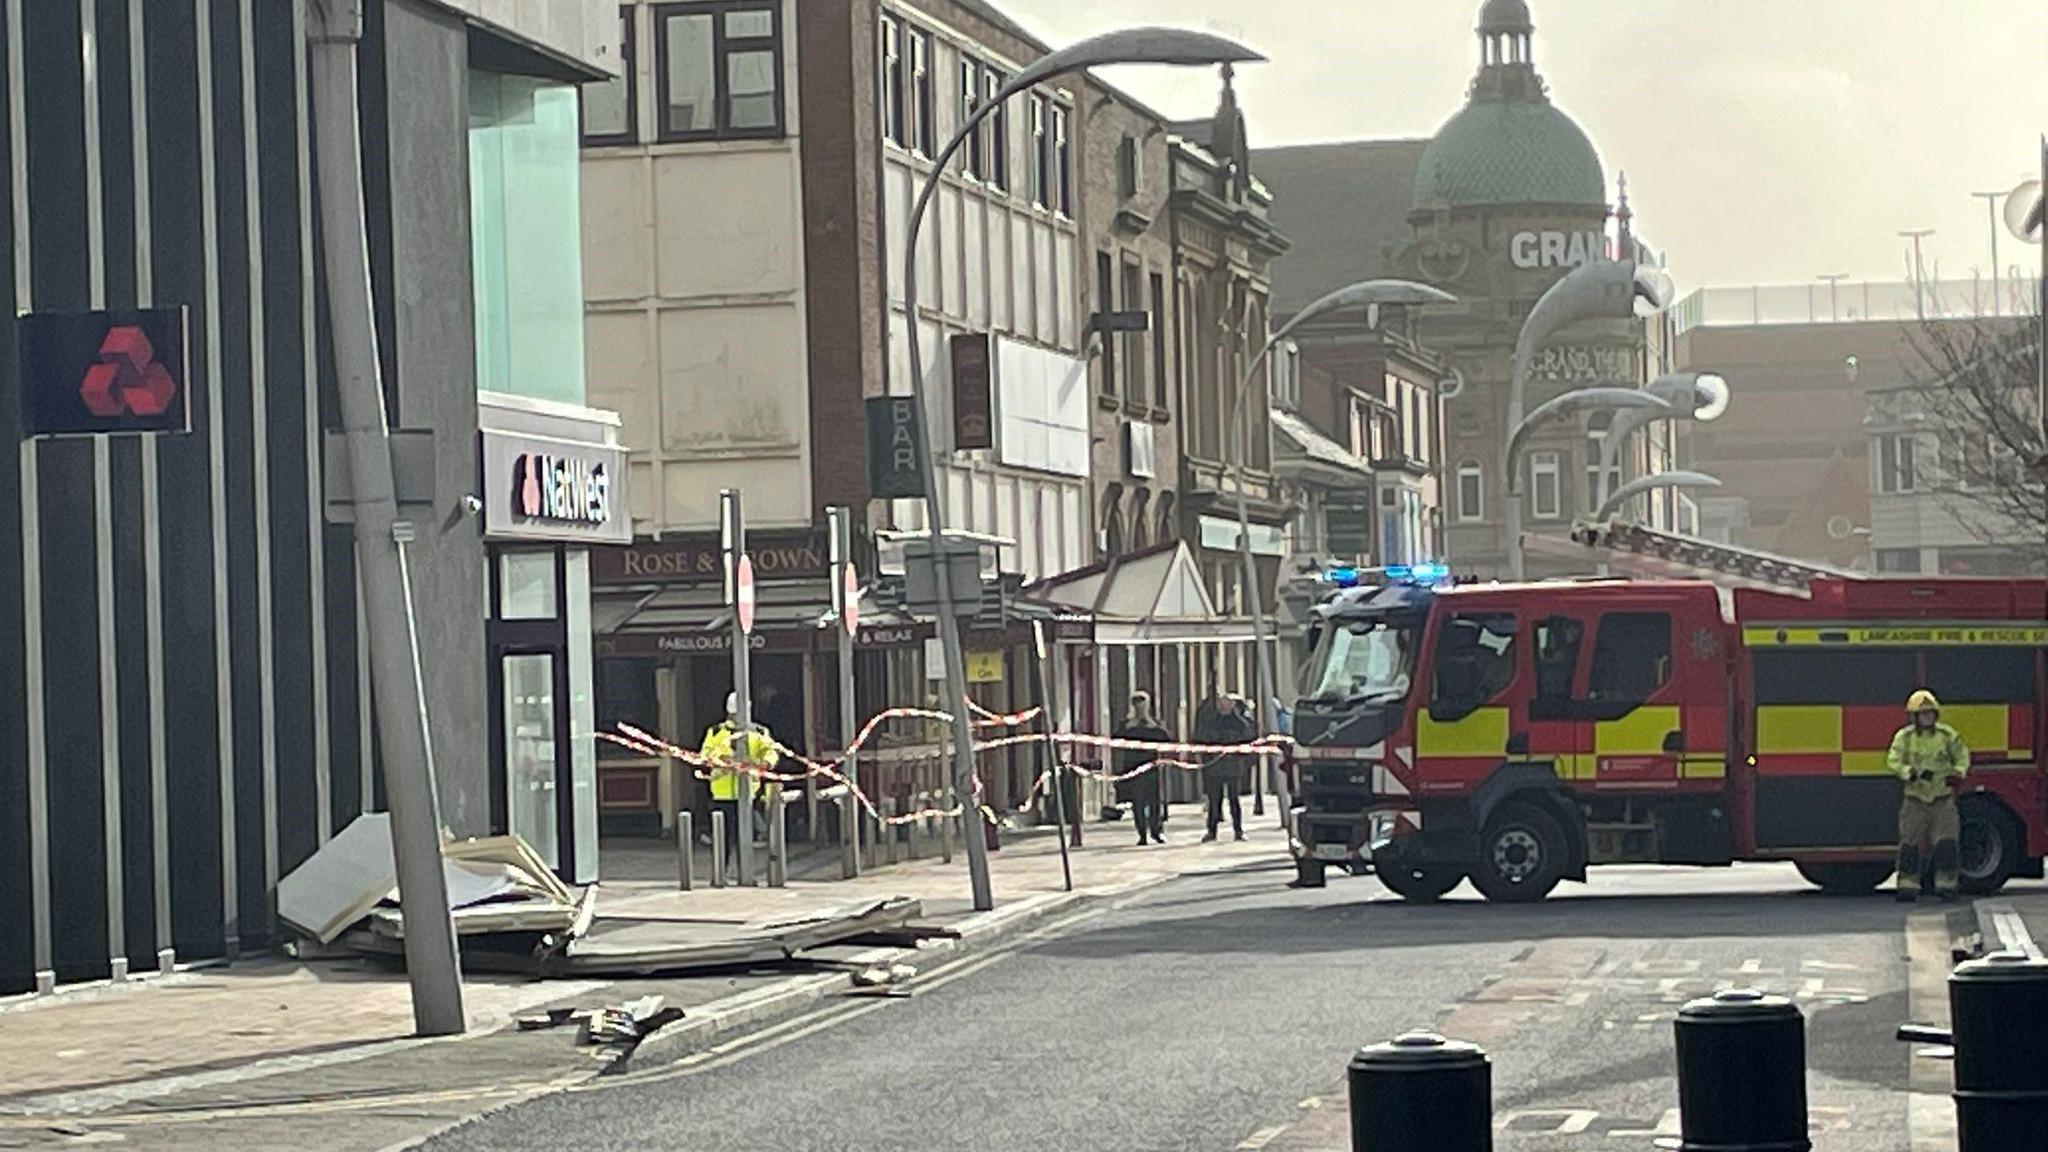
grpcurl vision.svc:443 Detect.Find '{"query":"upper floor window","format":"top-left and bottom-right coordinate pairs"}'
top-left (1117, 134), bottom-right (1144, 201)
top-left (906, 26), bottom-right (934, 156)
top-left (958, 56), bottom-right (983, 178)
top-left (581, 6), bottom-right (637, 144)
top-left (1151, 272), bottom-right (1169, 408)
top-left (1456, 461), bottom-right (1483, 522)
top-left (1029, 94), bottom-right (1051, 209)
top-left (656, 1), bottom-right (783, 141)
top-left (983, 67), bottom-right (1010, 191)
top-left (1530, 451), bottom-right (1562, 520)
top-left (1052, 104), bottom-right (1072, 216)
top-left (880, 14), bottom-right (904, 147)
top-left (1876, 432), bottom-right (1917, 494)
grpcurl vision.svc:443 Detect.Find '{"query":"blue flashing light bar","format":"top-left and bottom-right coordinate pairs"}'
top-left (1319, 562), bottom-right (1452, 588)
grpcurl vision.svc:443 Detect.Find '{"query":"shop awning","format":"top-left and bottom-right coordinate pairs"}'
top-left (1024, 541), bottom-right (1257, 646)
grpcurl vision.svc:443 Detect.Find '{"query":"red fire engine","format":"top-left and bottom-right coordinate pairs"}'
top-left (1290, 529), bottom-right (2047, 902)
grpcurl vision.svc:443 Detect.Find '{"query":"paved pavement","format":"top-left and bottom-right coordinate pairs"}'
top-left (421, 866), bottom-right (2037, 1152)
top-left (0, 814), bottom-right (1279, 1151)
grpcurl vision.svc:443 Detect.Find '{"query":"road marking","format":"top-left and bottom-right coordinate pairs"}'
top-left (1608, 1108), bottom-right (1680, 1138)
top-left (1980, 901), bottom-right (2042, 957)
top-left (1498, 1108), bottom-right (1597, 1134)
top-left (584, 906), bottom-right (1110, 1090)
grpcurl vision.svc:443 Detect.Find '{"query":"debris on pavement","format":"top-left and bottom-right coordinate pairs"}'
top-left (282, 818), bottom-right (926, 979)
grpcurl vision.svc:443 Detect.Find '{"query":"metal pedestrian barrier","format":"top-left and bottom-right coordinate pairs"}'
top-left (1347, 1031), bottom-right (1491, 1152)
top-left (1673, 989), bottom-right (1809, 1152)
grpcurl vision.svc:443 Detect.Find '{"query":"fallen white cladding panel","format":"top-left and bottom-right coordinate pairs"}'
top-left (277, 814), bottom-right (399, 944)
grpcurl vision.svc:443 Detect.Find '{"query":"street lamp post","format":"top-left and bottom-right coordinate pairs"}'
top-left (1506, 260), bottom-right (1673, 578)
top-left (1226, 280), bottom-right (1455, 829)
top-left (898, 28), bottom-right (1262, 911)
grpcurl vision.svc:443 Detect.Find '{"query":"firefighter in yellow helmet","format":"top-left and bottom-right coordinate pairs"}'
top-left (701, 692), bottom-right (779, 880)
top-left (1886, 689), bottom-right (1969, 902)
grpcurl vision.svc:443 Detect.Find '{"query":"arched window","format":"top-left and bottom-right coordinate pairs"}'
top-left (1100, 486), bottom-right (1125, 557)
top-left (1455, 461), bottom-right (1484, 523)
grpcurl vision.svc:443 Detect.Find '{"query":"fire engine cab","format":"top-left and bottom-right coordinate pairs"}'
top-left (1290, 548), bottom-right (2048, 903)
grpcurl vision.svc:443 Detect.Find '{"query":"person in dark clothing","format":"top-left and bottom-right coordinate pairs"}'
top-left (1114, 691), bottom-right (1173, 845)
top-left (1197, 693), bottom-right (1255, 842)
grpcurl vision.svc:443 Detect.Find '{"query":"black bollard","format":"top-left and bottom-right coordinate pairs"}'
top-left (1673, 988), bottom-right (1809, 1152)
top-left (1950, 950), bottom-right (2048, 1152)
top-left (1348, 1031), bottom-right (1491, 1152)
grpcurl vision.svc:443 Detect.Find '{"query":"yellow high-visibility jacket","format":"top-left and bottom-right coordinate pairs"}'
top-left (701, 721), bottom-right (779, 802)
top-left (1886, 722), bottom-right (1968, 804)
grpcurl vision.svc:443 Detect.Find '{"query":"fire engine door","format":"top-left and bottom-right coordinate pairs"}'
top-left (1582, 611), bottom-right (1683, 785)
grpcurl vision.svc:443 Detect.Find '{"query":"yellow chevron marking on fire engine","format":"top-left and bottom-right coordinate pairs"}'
top-left (1595, 706), bottom-right (1682, 756)
top-left (1755, 705), bottom-right (1840, 754)
top-left (1742, 624), bottom-right (2048, 648)
top-left (1416, 706), bottom-right (1510, 758)
top-left (1681, 755), bottom-right (1727, 779)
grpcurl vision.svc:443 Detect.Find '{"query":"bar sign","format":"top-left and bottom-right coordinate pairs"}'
top-left (950, 332), bottom-right (993, 451)
top-left (865, 395), bottom-right (927, 499)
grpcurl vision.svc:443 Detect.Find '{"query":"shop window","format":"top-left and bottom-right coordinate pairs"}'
top-left (499, 551), bottom-right (559, 619)
top-left (581, 6), bottom-right (637, 144)
top-left (656, 1), bottom-right (783, 142)
top-left (1530, 451), bottom-right (1561, 520)
top-left (1586, 612), bottom-right (1670, 702)
top-left (1431, 612), bottom-right (1517, 718)
top-left (597, 659), bottom-right (660, 758)
top-left (1455, 462), bottom-right (1484, 522)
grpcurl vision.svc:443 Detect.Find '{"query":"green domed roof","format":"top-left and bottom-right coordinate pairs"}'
top-left (1412, 98), bottom-right (1605, 211)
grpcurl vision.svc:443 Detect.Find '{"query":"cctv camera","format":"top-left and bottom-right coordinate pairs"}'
top-left (463, 494), bottom-right (484, 515)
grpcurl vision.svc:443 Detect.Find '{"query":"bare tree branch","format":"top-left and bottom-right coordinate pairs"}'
top-left (1896, 294), bottom-right (2044, 569)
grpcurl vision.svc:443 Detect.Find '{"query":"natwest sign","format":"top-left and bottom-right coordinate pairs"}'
top-left (480, 428), bottom-right (630, 544)
top-left (18, 307), bottom-right (192, 437)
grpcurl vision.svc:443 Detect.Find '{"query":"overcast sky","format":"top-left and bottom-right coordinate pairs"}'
top-left (998, 0), bottom-right (2048, 291)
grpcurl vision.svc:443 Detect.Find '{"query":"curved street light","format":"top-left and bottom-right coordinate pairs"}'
top-left (1593, 372), bottom-right (1729, 519)
top-left (1505, 260), bottom-right (1674, 577)
top-left (1594, 470), bottom-right (1723, 522)
top-left (898, 28), bottom-right (1264, 912)
top-left (1225, 278), bottom-right (1457, 827)
top-left (1502, 384), bottom-right (1669, 491)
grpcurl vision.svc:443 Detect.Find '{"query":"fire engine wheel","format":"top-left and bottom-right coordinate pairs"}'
top-left (1793, 860), bottom-right (1895, 895)
top-left (1376, 863), bottom-right (1462, 903)
top-left (1472, 802), bottom-right (1568, 903)
top-left (1957, 795), bottom-right (2024, 896)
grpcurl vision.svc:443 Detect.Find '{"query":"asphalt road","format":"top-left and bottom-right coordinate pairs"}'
top-left (426, 864), bottom-right (1963, 1152)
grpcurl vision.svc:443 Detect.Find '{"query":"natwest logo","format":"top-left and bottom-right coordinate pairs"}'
top-left (512, 451), bottom-right (611, 527)
top-left (18, 307), bottom-right (191, 437)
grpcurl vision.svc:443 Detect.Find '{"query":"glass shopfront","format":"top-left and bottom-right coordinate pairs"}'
top-left (479, 394), bottom-right (628, 884)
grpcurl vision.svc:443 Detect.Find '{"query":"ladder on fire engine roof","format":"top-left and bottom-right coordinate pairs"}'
top-left (1562, 519), bottom-right (1858, 594)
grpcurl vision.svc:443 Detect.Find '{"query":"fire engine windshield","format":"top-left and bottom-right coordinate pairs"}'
top-left (1302, 619), bottom-right (1419, 703)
